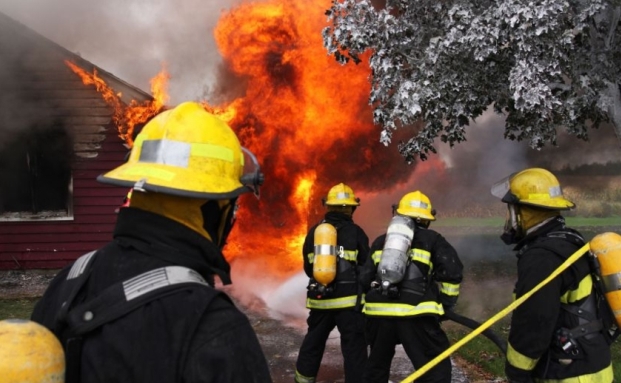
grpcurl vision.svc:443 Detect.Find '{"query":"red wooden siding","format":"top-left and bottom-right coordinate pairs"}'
top-left (0, 12), bottom-right (152, 270)
top-left (0, 129), bottom-right (130, 270)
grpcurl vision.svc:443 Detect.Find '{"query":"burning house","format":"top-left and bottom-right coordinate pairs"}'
top-left (0, 12), bottom-right (155, 269)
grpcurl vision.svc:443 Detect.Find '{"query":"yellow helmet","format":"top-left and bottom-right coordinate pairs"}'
top-left (98, 101), bottom-right (263, 199)
top-left (395, 191), bottom-right (436, 221)
top-left (491, 167), bottom-right (574, 210)
top-left (0, 319), bottom-right (65, 383)
top-left (323, 183), bottom-right (360, 206)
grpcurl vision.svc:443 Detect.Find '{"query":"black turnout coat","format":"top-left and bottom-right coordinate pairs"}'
top-left (31, 208), bottom-right (272, 383)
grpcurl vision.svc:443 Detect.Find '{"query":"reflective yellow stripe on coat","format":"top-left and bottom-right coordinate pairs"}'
top-left (363, 301), bottom-right (444, 317)
top-left (307, 249), bottom-right (358, 264)
top-left (371, 248), bottom-right (432, 267)
top-left (533, 364), bottom-right (613, 383)
top-left (306, 295), bottom-right (358, 310)
top-left (507, 343), bottom-right (539, 371)
top-left (440, 282), bottom-right (460, 296)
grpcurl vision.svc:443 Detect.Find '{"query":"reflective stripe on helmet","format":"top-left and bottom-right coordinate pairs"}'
top-left (335, 192), bottom-right (351, 200)
top-left (138, 139), bottom-right (241, 168)
top-left (407, 200), bottom-right (429, 209)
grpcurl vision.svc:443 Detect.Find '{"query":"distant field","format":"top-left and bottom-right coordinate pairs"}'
top-left (435, 216), bottom-right (621, 228)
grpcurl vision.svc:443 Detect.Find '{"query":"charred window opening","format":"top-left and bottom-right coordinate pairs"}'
top-left (0, 119), bottom-right (73, 220)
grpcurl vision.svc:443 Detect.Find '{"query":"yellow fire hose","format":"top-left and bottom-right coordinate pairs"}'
top-left (401, 242), bottom-right (591, 383)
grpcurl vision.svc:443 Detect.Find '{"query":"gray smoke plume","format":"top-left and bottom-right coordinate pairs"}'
top-left (0, 0), bottom-right (242, 105)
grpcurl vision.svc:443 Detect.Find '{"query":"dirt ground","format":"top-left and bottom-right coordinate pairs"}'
top-left (0, 269), bottom-right (503, 383)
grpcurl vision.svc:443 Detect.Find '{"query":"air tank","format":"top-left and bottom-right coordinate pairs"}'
top-left (590, 232), bottom-right (621, 327)
top-left (378, 215), bottom-right (415, 285)
top-left (313, 223), bottom-right (338, 286)
top-left (0, 319), bottom-right (65, 383)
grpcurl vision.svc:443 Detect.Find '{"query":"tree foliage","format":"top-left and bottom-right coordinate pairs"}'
top-left (323, 0), bottom-right (621, 162)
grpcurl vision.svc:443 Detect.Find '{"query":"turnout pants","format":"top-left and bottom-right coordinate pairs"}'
top-left (295, 309), bottom-right (367, 383)
top-left (364, 316), bottom-right (451, 383)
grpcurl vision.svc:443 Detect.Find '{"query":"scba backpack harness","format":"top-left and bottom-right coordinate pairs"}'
top-left (519, 229), bottom-right (619, 359)
top-left (53, 250), bottom-right (222, 383)
top-left (308, 220), bottom-right (362, 308)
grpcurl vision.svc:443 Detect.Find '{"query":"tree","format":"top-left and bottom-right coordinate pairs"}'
top-left (323, 0), bottom-right (621, 162)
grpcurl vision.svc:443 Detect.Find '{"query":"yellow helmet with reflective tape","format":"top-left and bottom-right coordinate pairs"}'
top-left (98, 101), bottom-right (263, 199)
top-left (0, 319), bottom-right (65, 383)
top-left (492, 167), bottom-right (574, 210)
top-left (323, 183), bottom-right (360, 206)
top-left (395, 190), bottom-right (436, 221)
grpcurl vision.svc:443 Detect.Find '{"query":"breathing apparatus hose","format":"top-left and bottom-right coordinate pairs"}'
top-left (443, 310), bottom-right (507, 355)
top-left (400, 242), bottom-right (590, 383)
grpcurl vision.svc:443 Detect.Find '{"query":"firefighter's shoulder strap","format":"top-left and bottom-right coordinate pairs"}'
top-left (321, 219), bottom-right (364, 309)
top-left (55, 250), bottom-right (222, 383)
top-left (322, 219), bottom-right (358, 261)
top-left (532, 230), bottom-right (620, 343)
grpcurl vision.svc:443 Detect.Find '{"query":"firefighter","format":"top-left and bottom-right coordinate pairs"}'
top-left (491, 167), bottom-right (613, 382)
top-left (294, 183), bottom-right (370, 383)
top-left (31, 101), bottom-right (272, 382)
top-left (360, 190), bottom-right (463, 383)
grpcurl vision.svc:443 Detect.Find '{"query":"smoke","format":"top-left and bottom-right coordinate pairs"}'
top-left (0, 0), bottom-right (243, 105)
top-left (0, 38), bottom-right (74, 212)
top-left (433, 108), bottom-right (621, 216)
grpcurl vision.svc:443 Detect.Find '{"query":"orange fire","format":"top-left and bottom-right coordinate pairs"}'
top-left (65, 60), bottom-right (169, 147)
top-left (210, 0), bottom-right (418, 277)
top-left (66, 0), bottom-right (437, 281)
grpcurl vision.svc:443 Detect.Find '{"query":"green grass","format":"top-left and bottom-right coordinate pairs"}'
top-left (434, 216), bottom-right (621, 228)
top-left (446, 323), bottom-right (621, 381)
top-left (447, 324), bottom-right (507, 378)
top-left (0, 298), bottom-right (38, 320)
top-left (565, 216), bottom-right (621, 227)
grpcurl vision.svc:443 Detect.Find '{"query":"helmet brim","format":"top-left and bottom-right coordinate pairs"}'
top-left (97, 162), bottom-right (249, 200)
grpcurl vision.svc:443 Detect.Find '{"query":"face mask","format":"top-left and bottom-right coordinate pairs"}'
top-left (201, 198), bottom-right (238, 249)
top-left (500, 204), bottom-right (523, 245)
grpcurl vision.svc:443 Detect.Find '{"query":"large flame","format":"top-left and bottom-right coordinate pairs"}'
top-left (211, 0), bottom-right (421, 276)
top-left (66, 0), bottom-right (444, 281)
top-left (65, 60), bottom-right (169, 147)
